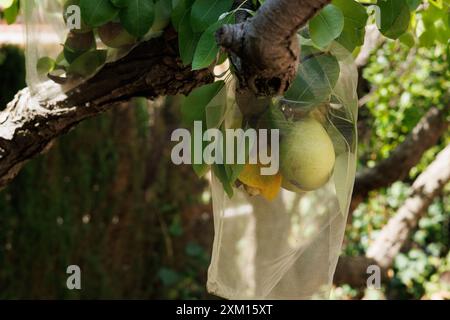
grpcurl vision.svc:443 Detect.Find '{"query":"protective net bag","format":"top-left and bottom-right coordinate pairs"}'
top-left (206, 43), bottom-right (358, 300)
top-left (23, 0), bottom-right (170, 94)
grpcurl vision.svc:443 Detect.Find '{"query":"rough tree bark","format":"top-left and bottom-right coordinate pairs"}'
top-left (0, 0), bottom-right (332, 190)
top-left (351, 107), bottom-right (449, 212)
top-left (217, 0), bottom-right (330, 96)
top-left (0, 32), bottom-right (213, 189)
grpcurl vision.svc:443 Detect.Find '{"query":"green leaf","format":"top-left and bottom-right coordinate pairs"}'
top-left (79, 0), bottom-right (119, 27)
top-left (63, 31), bottom-right (96, 63)
top-left (67, 50), bottom-right (107, 77)
top-left (110, 0), bottom-right (128, 8)
top-left (151, 0), bottom-right (173, 33)
top-left (192, 163), bottom-right (210, 177)
top-left (418, 29), bottom-right (435, 47)
top-left (190, 130), bottom-right (210, 178)
top-left (333, 0), bottom-right (368, 28)
top-left (181, 81), bottom-right (225, 125)
top-left (119, 0), bottom-right (155, 37)
top-left (399, 32), bottom-right (415, 48)
top-left (185, 242), bottom-right (204, 257)
top-left (335, 24), bottom-right (366, 52)
top-left (3, 0), bottom-right (18, 24)
top-left (419, 3), bottom-right (450, 45)
top-left (205, 86), bottom-right (227, 129)
top-left (376, 0), bottom-right (411, 39)
top-left (226, 162), bottom-right (245, 185)
top-left (285, 53), bottom-right (340, 107)
top-left (406, 0), bottom-right (422, 11)
top-left (213, 164), bottom-right (234, 198)
top-left (266, 102), bottom-right (290, 133)
top-left (192, 15), bottom-right (233, 70)
top-left (190, 0), bottom-right (234, 32)
top-left (158, 268), bottom-right (180, 286)
top-left (309, 4), bottom-right (345, 48)
top-left (333, 0), bottom-right (368, 51)
top-left (171, 0), bottom-right (194, 31)
top-left (178, 11), bottom-right (201, 65)
top-left (36, 57), bottom-right (56, 75)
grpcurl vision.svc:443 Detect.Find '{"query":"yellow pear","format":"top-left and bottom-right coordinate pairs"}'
top-left (238, 163), bottom-right (282, 201)
top-left (280, 118), bottom-right (335, 191)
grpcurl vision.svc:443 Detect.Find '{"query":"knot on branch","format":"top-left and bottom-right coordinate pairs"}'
top-left (216, 0), bottom-right (333, 97)
top-left (217, 21), bottom-right (300, 97)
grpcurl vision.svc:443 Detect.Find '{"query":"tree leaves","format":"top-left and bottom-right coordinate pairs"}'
top-left (79, 0), bottom-right (119, 28)
top-left (332, 0), bottom-right (368, 51)
top-left (36, 57), bottom-right (56, 76)
top-left (181, 81), bottom-right (225, 125)
top-left (80, 0), bottom-right (155, 37)
top-left (178, 12), bottom-right (201, 66)
top-left (285, 53), bottom-right (341, 107)
top-left (192, 14), bottom-right (234, 70)
top-left (1, 0), bottom-right (19, 24)
top-left (171, 0), bottom-right (195, 31)
top-left (67, 50), bottom-right (107, 77)
top-left (376, 0), bottom-right (411, 39)
top-left (418, 1), bottom-right (450, 46)
top-left (181, 81), bottom-right (226, 181)
top-left (119, 0), bottom-right (155, 37)
top-left (309, 4), bottom-right (344, 48)
top-left (190, 0), bottom-right (234, 32)
top-left (406, 0), bottom-right (422, 11)
top-left (151, 0), bottom-right (172, 33)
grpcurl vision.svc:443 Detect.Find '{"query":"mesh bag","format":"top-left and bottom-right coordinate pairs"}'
top-left (206, 43), bottom-right (358, 300)
top-left (23, 0), bottom-right (169, 94)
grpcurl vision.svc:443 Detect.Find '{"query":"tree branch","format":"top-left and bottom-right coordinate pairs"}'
top-left (217, 0), bottom-right (331, 96)
top-left (0, 31), bottom-right (213, 189)
top-left (335, 144), bottom-right (450, 287)
top-left (351, 107), bottom-right (449, 211)
top-left (366, 144), bottom-right (450, 268)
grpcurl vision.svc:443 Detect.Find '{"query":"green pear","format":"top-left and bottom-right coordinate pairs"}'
top-left (280, 118), bottom-right (336, 191)
top-left (98, 22), bottom-right (137, 48)
top-left (64, 31), bottom-right (96, 63)
top-left (281, 179), bottom-right (305, 194)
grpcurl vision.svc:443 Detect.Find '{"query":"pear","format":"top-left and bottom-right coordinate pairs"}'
top-left (98, 22), bottom-right (137, 48)
top-left (280, 118), bottom-right (335, 191)
top-left (281, 179), bottom-right (305, 194)
top-left (63, 31), bottom-right (96, 63)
